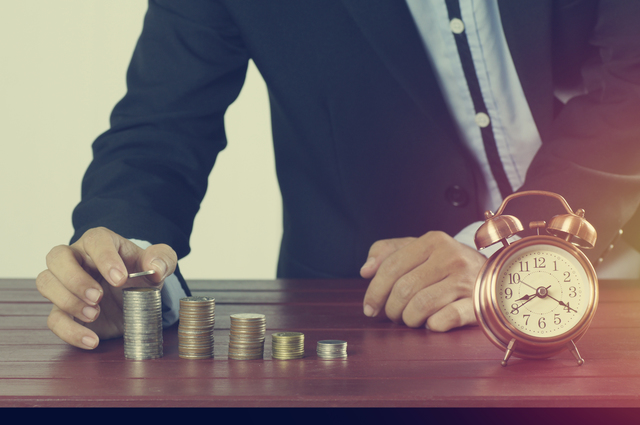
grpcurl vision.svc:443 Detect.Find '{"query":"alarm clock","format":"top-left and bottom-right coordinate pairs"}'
top-left (473, 190), bottom-right (598, 366)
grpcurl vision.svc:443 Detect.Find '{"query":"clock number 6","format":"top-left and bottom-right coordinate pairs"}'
top-left (538, 317), bottom-right (546, 329)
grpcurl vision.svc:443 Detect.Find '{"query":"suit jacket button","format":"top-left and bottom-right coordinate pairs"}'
top-left (446, 185), bottom-right (469, 207)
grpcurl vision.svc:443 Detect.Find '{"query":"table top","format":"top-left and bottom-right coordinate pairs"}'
top-left (2, 278), bottom-right (640, 408)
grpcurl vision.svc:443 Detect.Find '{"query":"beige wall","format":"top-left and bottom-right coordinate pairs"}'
top-left (1, 1), bottom-right (281, 279)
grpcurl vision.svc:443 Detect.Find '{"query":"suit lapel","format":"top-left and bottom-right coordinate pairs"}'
top-left (340, 0), bottom-right (452, 124)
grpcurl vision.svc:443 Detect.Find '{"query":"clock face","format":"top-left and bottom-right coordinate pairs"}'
top-left (495, 243), bottom-right (591, 338)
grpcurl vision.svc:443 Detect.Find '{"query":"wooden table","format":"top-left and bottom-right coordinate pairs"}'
top-left (2, 278), bottom-right (640, 408)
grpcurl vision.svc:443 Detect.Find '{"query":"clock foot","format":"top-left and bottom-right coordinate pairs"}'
top-left (501, 338), bottom-right (517, 367)
top-left (567, 340), bottom-right (584, 366)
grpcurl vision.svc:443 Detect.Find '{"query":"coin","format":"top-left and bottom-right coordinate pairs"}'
top-left (178, 296), bottom-right (215, 360)
top-left (272, 332), bottom-right (304, 360)
top-left (230, 313), bottom-right (265, 320)
top-left (123, 287), bottom-right (163, 360)
top-left (228, 313), bottom-right (266, 360)
top-left (128, 270), bottom-right (156, 278)
top-left (316, 340), bottom-right (347, 359)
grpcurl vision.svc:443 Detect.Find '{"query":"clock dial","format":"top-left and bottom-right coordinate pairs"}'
top-left (495, 244), bottom-right (590, 338)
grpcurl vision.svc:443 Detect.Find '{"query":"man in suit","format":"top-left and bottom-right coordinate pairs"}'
top-left (37, 1), bottom-right (640, 349)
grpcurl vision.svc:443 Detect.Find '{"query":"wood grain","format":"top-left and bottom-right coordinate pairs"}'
top-left (1, 278), bottom-right (640, 407)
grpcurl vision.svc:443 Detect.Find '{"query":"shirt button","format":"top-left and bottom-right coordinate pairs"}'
top-left (475, 112), bottom-right (491, 128)
top-left (445, 185), bottom-right (469, 208)
top-left (450, 18), bottom-right (465, 34)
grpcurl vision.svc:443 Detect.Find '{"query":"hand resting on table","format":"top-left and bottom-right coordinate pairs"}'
top-left (361, 231), bottom-right (485, 332)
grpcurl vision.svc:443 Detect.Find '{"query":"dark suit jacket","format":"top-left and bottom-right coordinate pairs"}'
top-left (71, 0), bottom-right (640, 287)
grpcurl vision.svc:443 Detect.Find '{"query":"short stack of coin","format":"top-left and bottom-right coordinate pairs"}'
top-left (317, 340), bottom-right (347, 359)
top-left (123, 287), bottom-right (163, 360)
top-left (272, 332), bottom-right (305, 360)
top-left (178, 296), bottom-right (216, 359)
top-left (228, 313), bottom-right (266, 360)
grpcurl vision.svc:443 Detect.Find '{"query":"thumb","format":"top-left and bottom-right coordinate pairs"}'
top-left (139, 244), bottom-right (178, 285)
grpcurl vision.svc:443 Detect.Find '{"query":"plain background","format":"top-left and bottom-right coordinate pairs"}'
top-left (1, 1), bottom-right (282, 279)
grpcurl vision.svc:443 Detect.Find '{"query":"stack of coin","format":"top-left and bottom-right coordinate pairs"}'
top-left (123, 287), bottom-right (163, 360)
top-left (316, 340), bottom-right (347, 359)
top-left (272, 332), bottom-right (305, 360)
top-left (178, 296), bottom-right (216, 359)
top-left (228, 313), bottom-right (266, 360)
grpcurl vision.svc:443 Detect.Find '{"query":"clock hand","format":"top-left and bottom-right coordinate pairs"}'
top-left (514, 285), bottom-right (553, 310)
top-left (538, 285), bottom-right (577, 312)
top-left (514, 295), bottom-right (537, 309)
top-left (546, 294), bottom-right (578, 313)
top-left (518, 284), bottom-right (551, 299)
top-left (515, 293), bottom-right (536, 302)
top-left (519, 280), bottom-right (536, 291)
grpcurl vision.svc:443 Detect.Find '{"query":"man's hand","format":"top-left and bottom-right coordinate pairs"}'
top-left (36, 227), bottom-right (177, 350)
top-left (360, 231), bottom-right (485, 332)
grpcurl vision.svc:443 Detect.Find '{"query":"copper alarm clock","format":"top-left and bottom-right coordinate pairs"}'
top-left (473, 190), bottom-right (598, 366)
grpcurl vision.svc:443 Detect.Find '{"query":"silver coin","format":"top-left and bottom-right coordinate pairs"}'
top-left (316, 340), bottom-right (347, 359)
top-left (230, 313), bottom-right (265, 320)
top-left (128, 270), bottom-right (156, 278)
top-left (122, 287), bottom-right (163, 360)
top-left (180, 296), bottom-right (215, 303)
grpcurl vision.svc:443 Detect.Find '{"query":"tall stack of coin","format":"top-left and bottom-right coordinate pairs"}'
top-left (228, 313), bottom-right (266, 360)
top-left (272, 332), bottom-right (305, 360)
top-left (317, 340), bottom-right (347, 359)
top-left (123, 287), bottom-right (163, 360)
top-left (178, 296), bottom-right (216, 359)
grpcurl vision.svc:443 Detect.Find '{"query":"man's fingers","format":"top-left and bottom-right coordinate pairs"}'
top-left (44, 246), bottom-right (104, 307)
top-left (383, 250), bottom-right (456, 323)
top-left (77, 227), bottom-right (130, 287)
top-left (399, 276), bottom-right (466, 327)
top-left (139, 244), bottom-right (178, 284)
top-left (360, 237), bottom-right (415, 278)
top-left (362, 231), bottom-right (485, 332)
top-left (47, 305), bottom-right (100, 350)
top-left (121, 244), bottom-right (178, 289)
top-left (38, 226), bottom-right (181, 348)
top-left (425, 297), bottom-right (477, 332)
top-left (37, 269), bottom-right (102, 324)
top-left (391, 244), bottom-right (483, 325)
top-left (363, 235), bottom-right (438, 318)
top-left (78, 228), bottom-right (177, 287)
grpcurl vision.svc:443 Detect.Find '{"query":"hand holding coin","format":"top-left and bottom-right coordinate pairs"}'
top-left (36, 227), bottom-right (177, 350)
